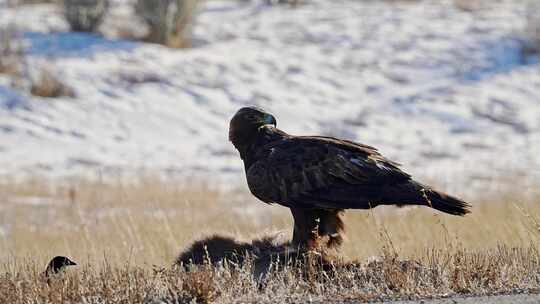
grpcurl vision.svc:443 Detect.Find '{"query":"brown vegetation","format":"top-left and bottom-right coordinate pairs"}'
top-left (523, 2), bottom-right (540, 57)
top-left (17, 0), bottom-right (60, 4)
top-left (1, 176), bottom-right (539, 263)
top-left (1, 24), bottom-right (74, 98)
top-left (63, 0), bottom-right (108, 32)
top-left (135, 0), bottom-right (198, 48)
top-left (0, 176), bottom-right (539, 302)
top-left (0, 26), bottom-right (24, 78)
top-left (1, 244), bottom-right (539, 303)
top-left (453, 0), bottom-right (483, 12)
top-left (30, 69), bottom-right (75, 98)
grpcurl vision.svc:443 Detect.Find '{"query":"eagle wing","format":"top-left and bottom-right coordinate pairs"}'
top-left (246, 136), bottom-right (412, 209)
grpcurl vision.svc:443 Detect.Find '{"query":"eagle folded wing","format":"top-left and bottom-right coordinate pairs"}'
top-left (246, 137), bottom-right (411, 209)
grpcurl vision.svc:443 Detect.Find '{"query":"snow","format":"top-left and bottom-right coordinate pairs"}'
top-left (0, 0), bottom-right (539, 195)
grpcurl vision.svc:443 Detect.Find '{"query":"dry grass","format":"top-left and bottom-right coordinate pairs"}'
top-left (135, 0), bottom-right (198, 48)
top-left (523, 1), bottom-right (540, 57)
top-left (265, 0), bottom-right (305, 6)
top-left (0, 177), bottom-right (290, 266)
top-left (0, 25), bottom-right (24, 78)
top-left (0, 24), bottom-right (74, 98)
top-left (1, 245), bottom-right (540, 303)
top-left (17, 0), bottom-right (60, 4)
top-left (453, 0), bottom-right (483, 12)
top-left (1, 176), bottom-right (540, 302)
top-left (64, 0), bottom-right (108, 33)
top-left (30, 68), bottom-right (76, 98)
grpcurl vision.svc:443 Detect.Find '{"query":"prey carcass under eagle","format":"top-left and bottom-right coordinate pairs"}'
top-left (229, 107), bottom-right (471, 250)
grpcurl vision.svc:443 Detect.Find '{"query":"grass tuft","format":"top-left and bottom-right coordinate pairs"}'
top-left (30, 68), bottom-right (76, 98)
top-left (0, 177), bottom-right (539, 302)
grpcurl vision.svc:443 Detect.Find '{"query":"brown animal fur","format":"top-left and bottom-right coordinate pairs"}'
top-left (175, 234), bottom-right (348, 280)
top-left (175, 234), bottom-right (290, 268)
top-left (176, 234), bottom-right (430, 286)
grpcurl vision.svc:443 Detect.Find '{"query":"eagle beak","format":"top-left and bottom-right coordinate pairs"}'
top-left (265, 114), bottom-right (277, 127)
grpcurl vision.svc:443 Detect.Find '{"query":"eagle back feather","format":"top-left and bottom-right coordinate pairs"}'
top-left (246, 129), bottom-right (411, 209)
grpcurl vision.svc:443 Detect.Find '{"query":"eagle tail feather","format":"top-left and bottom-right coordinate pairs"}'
top-left (420, 186), bottom-right (471, 216)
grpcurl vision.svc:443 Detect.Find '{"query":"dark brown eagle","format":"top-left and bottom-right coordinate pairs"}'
top-left (229, 107), bottom-right (471, 250)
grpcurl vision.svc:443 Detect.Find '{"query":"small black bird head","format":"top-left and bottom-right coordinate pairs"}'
top-left (45, 256), bottom-right (77, 276)
top-left (229, 107), bottom-right (277, 153)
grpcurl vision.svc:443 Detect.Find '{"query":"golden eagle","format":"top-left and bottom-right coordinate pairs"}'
top-left (229, 107), bottom-right (471, 250)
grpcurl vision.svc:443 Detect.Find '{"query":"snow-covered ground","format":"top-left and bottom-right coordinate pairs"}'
top-left (0, 0), bottom-right (539, 196)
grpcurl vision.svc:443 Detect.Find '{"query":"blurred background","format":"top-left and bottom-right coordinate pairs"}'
top-left (0, 0), bottom-right (539, 264)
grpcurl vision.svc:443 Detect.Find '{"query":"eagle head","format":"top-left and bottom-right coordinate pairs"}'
top-left (229, 106), bottom-right (277, 153)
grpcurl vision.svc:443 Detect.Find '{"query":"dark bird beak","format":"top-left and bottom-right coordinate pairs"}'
top-left (64, 258), bottom-right (77, 266)
top-left (265, 114), bottom-right (277, 127)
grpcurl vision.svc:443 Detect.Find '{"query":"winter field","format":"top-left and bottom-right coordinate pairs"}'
top-left (0, 0), bottom-right (538, 192)
top-left (1, 0), bottom-right (540, 303)
top-left (2, 178), bottom-right (540, 303)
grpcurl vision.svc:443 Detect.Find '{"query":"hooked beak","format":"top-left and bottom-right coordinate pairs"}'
top-left (264, 114), bottom-right (277, 127)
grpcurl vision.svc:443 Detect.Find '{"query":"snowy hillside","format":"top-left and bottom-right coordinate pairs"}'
top-left (0, 0), bottom-right (539, 195)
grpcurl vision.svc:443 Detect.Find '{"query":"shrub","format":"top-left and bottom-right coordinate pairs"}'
top-left (524, 1), bottom-right (540, 56)
top-left (135, 0), bottom-right (197, 48)
top-left (453, 0), bottom-right (482, 12)
top-left (265, 0), bottom-right (304, 6)
top-left (64, 0), bottom-right (108, 32)
top-left (30, 69), bottom-right (75, 98)
top-left (1, 26), bottom-right (74, 98)
top-left (18, 0), bottom-right (60, 3)
top-left (0, 25), bottom-right (24, 76)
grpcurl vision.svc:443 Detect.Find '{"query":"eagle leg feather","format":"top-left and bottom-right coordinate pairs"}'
top-left (290, 208), bottom-right (345, 251)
